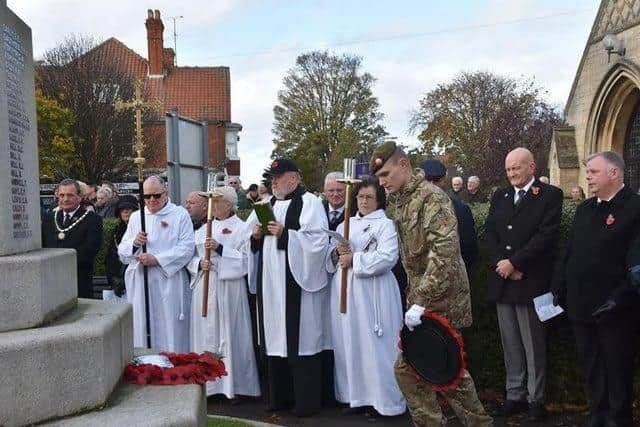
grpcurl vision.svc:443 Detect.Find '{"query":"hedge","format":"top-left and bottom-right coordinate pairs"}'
top-left (94, 205), bottom-right (640, 403)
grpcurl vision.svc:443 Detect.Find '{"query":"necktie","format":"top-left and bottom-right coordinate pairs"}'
top-left (63, 213), bottom-right (72, 228)
top-left (515, 189), bottom-right (526, 206)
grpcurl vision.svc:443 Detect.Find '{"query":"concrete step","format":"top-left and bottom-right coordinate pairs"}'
top-left (0, 248), bottom-right (77, 332)
top-left (0, 299), bottom-right (133, 427)
top-left (41, 382), bottom-right (207, 427)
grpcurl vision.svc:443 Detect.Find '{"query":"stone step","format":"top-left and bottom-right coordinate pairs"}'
top-left (0, 299), bottom-right (133, 427)
top-left (0, 248), bottom-right (77, 332)
top-left (41, 382), bottom-right (206, 427)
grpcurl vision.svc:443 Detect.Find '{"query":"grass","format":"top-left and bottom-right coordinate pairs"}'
top-left (207, 416), bottom-right (256, 427)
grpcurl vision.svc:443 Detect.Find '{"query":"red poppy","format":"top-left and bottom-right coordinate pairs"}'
top-left (124, 351), bottom-right (227, 385)
top-left (531, 186), bottom-right (540, 196)
top-left (160, 220), bottom-right (169, 228)
top-left (222, 228), bottom-right (232, 234)
top-left (271, 160), bottom-right (279, 169)
top-left (606, 214), bottom-right (615, 226)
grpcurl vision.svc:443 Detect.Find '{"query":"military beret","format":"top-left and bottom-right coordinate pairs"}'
top-left (419, 159), bottom-right (447, 180)
top-left (265, 158), bottom-right (299, 176)
top-left (370, 141), bottom-right (398, 174)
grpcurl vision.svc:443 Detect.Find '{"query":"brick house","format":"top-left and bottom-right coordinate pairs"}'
top-left (78, 9), bottom-right (241, 175)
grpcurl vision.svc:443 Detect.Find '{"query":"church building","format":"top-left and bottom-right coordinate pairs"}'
top-left (550, 0), bottom-right (640, 194)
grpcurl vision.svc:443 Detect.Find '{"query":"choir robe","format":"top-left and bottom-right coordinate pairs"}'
top-left (118, 201), bottom-right (194, 351)
top-left (246, 186), bottom-right (329, 415)
top-left (326, 209), bottom-right (406, 416)
top-left (188, 215), bottom-right (260, 398)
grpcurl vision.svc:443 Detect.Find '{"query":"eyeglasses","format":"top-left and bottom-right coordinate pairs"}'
top-left (143, 193), bottom-right (164, 200)
top-left (356, 194), bottom-right (376, 201)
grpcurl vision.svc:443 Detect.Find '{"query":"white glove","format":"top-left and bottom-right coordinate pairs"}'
top-left (404, 304), bottom-right (425, 331)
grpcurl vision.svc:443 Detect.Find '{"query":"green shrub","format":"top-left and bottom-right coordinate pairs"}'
top-left (94, 217), bottom-right (118, 276)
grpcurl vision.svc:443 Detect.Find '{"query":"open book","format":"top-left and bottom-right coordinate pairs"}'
top-left (253, 199), bottom-right (275, 235)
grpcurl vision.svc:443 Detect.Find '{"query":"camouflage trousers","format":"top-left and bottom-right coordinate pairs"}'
top-left (395, 356), bottom-right (493, 427)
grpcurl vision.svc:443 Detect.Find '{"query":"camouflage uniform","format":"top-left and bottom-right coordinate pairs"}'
top-left (391, 169), bottom-right (492, 427)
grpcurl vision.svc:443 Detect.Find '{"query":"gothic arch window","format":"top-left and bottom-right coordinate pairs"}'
top-left (624, 101), bottom-right (640, 193)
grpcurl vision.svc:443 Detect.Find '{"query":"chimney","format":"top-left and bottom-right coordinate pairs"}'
top-left (162, 48), bottom-right (175, 72)
top-left (145, 9), bottom-right (164, 76)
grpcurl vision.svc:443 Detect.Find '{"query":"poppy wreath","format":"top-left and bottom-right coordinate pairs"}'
top-left (124, 352), bottom-right (227, 385)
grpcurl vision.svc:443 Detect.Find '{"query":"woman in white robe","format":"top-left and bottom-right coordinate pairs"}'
top-left (188, 186), bottom-right (260, 399)
top-left (327, 176), bottom-right (406, 417)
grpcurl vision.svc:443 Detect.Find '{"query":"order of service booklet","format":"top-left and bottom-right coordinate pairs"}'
top-left (253, 199), bottom-right (275, 234)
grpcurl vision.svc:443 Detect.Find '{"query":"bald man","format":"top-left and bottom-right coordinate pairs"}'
top-left (185, 191), bottom-right (208, 230)
top-left (485, 148), bottom-right (563, 420)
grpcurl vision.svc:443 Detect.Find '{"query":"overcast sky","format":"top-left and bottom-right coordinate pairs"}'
top-left (9, 0), bottom-right (599, 186)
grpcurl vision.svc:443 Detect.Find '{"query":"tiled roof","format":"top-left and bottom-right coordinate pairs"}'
top-left (83, 38), bottom-right (230, 122)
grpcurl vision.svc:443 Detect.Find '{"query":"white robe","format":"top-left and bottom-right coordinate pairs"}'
top-left (326, 209), bottom-right (406, 416)
top-left (246, 191), bottom-right (329, 357)
top-left (118, 201), bottom-right (194, 352)
top-left (188, 215), bottom-right (260, 398)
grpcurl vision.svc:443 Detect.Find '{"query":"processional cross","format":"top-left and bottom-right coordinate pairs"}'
top-left (114, 80), bottom-right (163, 348)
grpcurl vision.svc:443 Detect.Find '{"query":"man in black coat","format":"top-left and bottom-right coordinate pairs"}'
top-left (485, 148), bottom-right (563, 420)
top-left (552, 151), bottom-right (640, 427)
top-left (419, 159), bottom-right (479, 273)
top-left (42, 179), bottom-right (103, 299)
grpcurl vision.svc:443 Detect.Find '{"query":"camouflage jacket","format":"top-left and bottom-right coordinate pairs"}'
top-left (390, 170), bottom-right (472, 329)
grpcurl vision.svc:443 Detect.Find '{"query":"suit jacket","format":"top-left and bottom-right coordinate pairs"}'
top-left (42, 207), bottom-right (103, 298)
top-left (552, 186), bottom-right (640, 321)
top-left (451, 196), bottom-right (478, 272)
top-left (322, 200), bottom-right (346, 231)
top-left (485, 180), bottom-right (563, 304)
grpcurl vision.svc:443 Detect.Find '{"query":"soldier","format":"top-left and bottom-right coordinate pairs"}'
top-left (371, 142), bottom-right (492, 427)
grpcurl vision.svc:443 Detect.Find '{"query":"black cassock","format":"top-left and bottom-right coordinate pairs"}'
top-left (42, 207), bottom-right (103, 298)
top-left (252, 186), bottom-right (324, 416)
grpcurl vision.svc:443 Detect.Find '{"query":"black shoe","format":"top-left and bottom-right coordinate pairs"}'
top-left (528, 402), bottom-right (547, 421)
top-left (494, 400), bottom-right (528, 417)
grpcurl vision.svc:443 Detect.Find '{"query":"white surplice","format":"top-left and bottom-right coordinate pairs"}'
top-left (246, 192), bottom-right (329, 357)
top-left (326, 209), bottom-right (406, 416)
top-left (118, 201), bottom-right (194, 352)
top-left (187, 215), bottom-right (260, 398)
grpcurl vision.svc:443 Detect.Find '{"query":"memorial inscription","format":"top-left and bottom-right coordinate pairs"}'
top-left (3, 23), bottom-right (30, 239)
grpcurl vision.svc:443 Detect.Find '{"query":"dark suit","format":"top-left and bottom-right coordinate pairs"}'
top-left (322, 200), bottom-right (345, 231)
top-left (552, 186), bottom-right (640, 426)
top-left (42, 207), bottom-right (103, 298)
top-left (485, 179), bottom-right (563, 405)
top-left (451, 196), bottom-right (478, 272)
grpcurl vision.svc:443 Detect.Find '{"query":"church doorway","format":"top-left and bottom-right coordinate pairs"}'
top-left (624, 101), bottom-right (640, 193)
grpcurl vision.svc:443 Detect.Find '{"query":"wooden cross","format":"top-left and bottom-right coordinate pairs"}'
top-left (114, 80), bottom-right (163, 179)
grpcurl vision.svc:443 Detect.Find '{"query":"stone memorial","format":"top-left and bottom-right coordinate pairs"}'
top-left (0, 3), bottom-right (206, 426)
top-left (0, 0), bottom-right (40, 257)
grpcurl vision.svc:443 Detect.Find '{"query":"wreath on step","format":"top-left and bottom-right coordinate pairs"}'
top-left (124, 352), bottom-right (227, 385)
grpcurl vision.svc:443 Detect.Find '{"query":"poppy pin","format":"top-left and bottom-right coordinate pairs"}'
top-left (222, 228), bottom-right (232, 234)
top-left (606, 214), bottom-right (615, 226)
top-left (531, 186), bottom-right (540, 196)
top-left (271, 160), bottom-right (279, 169)
top-left (160, 220), bottom-right (169, 228)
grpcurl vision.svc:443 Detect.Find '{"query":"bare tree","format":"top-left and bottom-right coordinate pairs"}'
top-left (409, 71), bottom-right (563, 187)
top-left (36, 35), bottom-right (143, 183)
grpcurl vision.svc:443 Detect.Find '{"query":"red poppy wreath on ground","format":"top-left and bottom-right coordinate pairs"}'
top-left (124, 352), bottom-right (227, 385)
